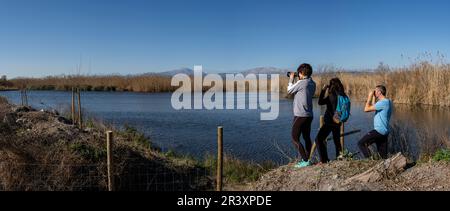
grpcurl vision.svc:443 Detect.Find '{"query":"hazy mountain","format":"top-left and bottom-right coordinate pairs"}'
top-left (142, 68), bottom-right (205, 76)
top-left (146, 66), bottom-right (291, 77)
top-left (240, 67), bottom-right (290, 75)
top-left (156, 68), bottom-right (195, 76)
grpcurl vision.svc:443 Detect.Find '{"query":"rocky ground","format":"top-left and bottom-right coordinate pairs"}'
top-left (246, 154), bottom-right (450, 191)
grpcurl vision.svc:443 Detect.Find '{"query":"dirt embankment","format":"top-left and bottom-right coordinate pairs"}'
top-left (246, 154), bottom-right (450, 191)
top-left (0, 96), bottom-right (212, 191)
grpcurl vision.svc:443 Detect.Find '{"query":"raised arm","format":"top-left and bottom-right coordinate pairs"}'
top-left (287, 73), bottom-right (303, 94)
top-left (364, 91), bottom-right (376, 112)
top-left (318, 85), bottom-right (329, 105)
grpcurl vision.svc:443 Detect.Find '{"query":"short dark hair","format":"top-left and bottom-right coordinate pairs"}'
top-left (297, 63), bottom-right (313, 77)
top-left (376, 85), bottom-right (387, 96)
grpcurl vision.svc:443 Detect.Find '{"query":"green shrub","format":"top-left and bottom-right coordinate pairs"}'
top-left (69, 142), bottom-right (106, 161)
top-left (203, 154), bottom-right (277, 184)
top-left (432, 149), bottom-right (450, 162)
top-left (122, 125), bottom-right (151, 149)
top-left (85, 119), bottom-right (95, 128)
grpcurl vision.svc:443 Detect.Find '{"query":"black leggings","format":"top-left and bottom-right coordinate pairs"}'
top-left (315, 123), bottom-right (342, 163)
top-left (291, 116), bottom-right (313, 161)
top-left (358, 130), bottom-right (388, 159)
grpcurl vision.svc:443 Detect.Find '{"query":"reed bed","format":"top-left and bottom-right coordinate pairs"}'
top-left (280, 61), bottom-right (450, 106)
top-left (9, 61), bottom-right (450, 106)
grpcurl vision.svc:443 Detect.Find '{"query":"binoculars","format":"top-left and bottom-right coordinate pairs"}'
top-left (286, 72), bottom-right (299, 77)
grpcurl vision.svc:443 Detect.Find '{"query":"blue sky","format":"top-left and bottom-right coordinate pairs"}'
top-left (1, 0), bottom-right (450, 78)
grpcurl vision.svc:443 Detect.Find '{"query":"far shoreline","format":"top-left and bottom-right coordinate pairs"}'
top-left (2, 88), bottom-right (450, 109)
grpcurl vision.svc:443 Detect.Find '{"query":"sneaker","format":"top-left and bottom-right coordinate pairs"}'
top-left (294, 160), bottom-right (311, 168)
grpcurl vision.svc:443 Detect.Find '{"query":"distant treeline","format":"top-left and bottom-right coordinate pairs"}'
top-left (0, 78), bottom-right (15, 91)
top-left (12, 75), bottom-right (176, 92)
top-left (9, 61), bottom-right (450, 106)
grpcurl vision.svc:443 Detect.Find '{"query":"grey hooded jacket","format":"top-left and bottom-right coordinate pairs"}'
top-left (287, 77), bottom-right (316, 117)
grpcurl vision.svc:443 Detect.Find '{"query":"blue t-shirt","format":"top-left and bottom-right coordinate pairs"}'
top-left (374, 99), bottom-right (392, 135)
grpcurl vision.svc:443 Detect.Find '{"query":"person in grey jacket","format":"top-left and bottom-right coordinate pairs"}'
top-left (287, 63), bottom-right (316, 168)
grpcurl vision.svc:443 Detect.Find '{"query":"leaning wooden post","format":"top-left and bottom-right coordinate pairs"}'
top-left (77, 88), bottom-right (82, 130)
top-left (24, 89), bottom-right (28, 106)
top-left (71, 87), bottom-right (76, 125)
top-left (106, 131), bottom-right (114, 191)
top-left (340, 123), bottom-right (345, 154)
top-left (216, 126), bottom-right (223, 191)
top-left (309, 115), bottom-right (324, 161)
top-left (20, 89), bottom-right (24, 106)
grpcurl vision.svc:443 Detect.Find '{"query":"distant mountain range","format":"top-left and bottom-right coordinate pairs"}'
top-left (146, 67), bottom-right (290, 77)
top-left (145, 68), bottom-right (196, 76)
top-left (239, 67), bottom-right (290, 75)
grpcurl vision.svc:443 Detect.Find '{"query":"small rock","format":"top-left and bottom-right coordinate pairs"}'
top-left (3, 113), bottom-right (17, 125)
top-left (12, 106), bottom-right (31, 113)
top-left (56, 116), bottom-right (71, 124)
top-left (16, 118), bottom-right (26, 124)
top-left (320, 184), bottom-right (334, 191)
top-left (332, 175), bottom-right (339, 180)
top-left (84, 128), bottom-right (94, 133)
top-left (51, 109), bottom-right (60, 116)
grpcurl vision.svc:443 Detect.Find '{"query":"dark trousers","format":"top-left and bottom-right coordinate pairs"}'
top-left (291, 116), bottom-right (313, 161)
top-left (315, 123), bottom-right (342, 163)
top-left (358, 130), bottom-right (388, 159)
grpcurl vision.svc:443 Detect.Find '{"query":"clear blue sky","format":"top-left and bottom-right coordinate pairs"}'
top-left (1, 0), bottom-right (450, 78)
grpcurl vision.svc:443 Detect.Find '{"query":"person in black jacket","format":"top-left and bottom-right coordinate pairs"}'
top-left (315, 78), bottom-right (347, 163)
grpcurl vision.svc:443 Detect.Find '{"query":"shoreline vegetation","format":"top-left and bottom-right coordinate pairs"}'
top-left (0, 79), bottom-right (17, 91)
top-left (3, 61), bottom-right (449, 107)
top-left (0, 96), bottom-right (274, 190)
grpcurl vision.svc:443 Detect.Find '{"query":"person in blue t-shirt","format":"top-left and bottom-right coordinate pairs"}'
top-left (358, 85), bottom-right (393, 159)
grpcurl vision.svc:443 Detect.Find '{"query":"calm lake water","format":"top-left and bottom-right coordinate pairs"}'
top-left (1, 90), bottom-right (449, 164)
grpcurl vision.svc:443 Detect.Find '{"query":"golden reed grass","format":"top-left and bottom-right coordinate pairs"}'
top-left (255, 61), bottom-right (450, 107)
top-left (10, 61), bottom-right (450, 106)
top-left (12, 74), bottom-right (176, 92)
top-left (280, 61), bottom-right (450, 106)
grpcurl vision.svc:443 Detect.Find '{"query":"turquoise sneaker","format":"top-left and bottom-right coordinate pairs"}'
top-left (294, 160), bottom-right (311, 168)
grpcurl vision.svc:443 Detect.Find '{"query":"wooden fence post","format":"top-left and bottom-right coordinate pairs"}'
top-left (106, 131), bottom-right (114, 191)
top-left (77, 88), bottom-right (82, 130)
top-left (216, 126), bottom-right (223, 191)
top-left (71, 87), bottom-right (76, 125)
top-left (308, 115), bottom-right (324, 161)
top-left (24, 89), bottom-right (28, 106)
top-left (20, 89), bottom-right (24, 106)
top-left (340, 123), bottom-right (345, 155)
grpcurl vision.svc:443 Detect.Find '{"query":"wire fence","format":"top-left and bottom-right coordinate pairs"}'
top-left (0, 161), bottom-right (215, 191)
top-left (115, 162), bottom-right (214, 191)
top-left (0, 163), bottom-right (106, 191)
top-left (0, 91), bottom-right (217, 191)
